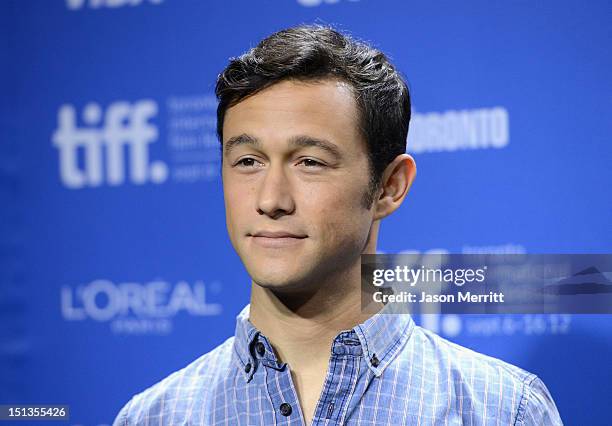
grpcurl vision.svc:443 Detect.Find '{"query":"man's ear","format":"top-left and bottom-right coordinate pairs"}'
top-left (373, 154), bottom-right (416, 220)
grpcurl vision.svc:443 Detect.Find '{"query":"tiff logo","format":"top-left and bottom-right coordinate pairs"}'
top-left (66, 0), bottom-right (162, 10)
top-left (52, 100), bottom-right (168, 188)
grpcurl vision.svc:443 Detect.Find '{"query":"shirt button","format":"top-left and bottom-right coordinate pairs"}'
top-left (279, 402), bottom-right (292, 416)
top-left (255, 342), bottom-right (266, 356)
top-left (371, 354), bottom-right (380, 367)
top-left (244, 363), bottom-right (251, 373)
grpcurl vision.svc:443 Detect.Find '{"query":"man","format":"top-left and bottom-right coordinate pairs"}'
top-left (113, 25), bottom-right (562, 425)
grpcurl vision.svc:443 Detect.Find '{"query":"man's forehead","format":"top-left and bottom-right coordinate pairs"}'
top-left (225, 79), bottom-right (356, 117)
top-left (246, 77), bottom-right (355, 100)
top-left (222, 78), bottom-right (363, 150)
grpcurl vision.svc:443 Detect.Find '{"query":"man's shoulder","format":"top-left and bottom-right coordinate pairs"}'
top-left (112, 336), bottom-right (235, 426)
top-left (401, 324), bottom-right (562, 425)
top-left (412, 324), bottom-right (533, 381)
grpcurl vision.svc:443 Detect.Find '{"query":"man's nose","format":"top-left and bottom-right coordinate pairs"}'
top-left (256, 163), bottom-right (295, 218)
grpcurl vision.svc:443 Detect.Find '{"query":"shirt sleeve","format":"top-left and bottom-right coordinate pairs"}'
top-left (112, 398), bottom-right (133, 426)
top-left (519, 376), bottom-right (563, 425)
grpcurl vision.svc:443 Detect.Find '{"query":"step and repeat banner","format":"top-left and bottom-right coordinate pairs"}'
top-left (1, 0), bottom-right (611, 425)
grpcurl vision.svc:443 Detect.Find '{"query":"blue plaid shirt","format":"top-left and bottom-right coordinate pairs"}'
top-left (113, 304), bottom-right (562, 425)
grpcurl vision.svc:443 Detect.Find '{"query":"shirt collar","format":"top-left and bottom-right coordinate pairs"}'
top-left (353, 302), bottom-right (415, 376)
top-left (232, 302), bottom-right (414, 382)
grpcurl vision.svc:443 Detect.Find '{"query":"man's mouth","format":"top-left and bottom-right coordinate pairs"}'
top-left (250, 231), bottom-right (307, 238)
top-left (248, 231), bottom-right (308, 248)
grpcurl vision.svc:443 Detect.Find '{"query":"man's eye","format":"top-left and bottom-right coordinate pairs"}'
top-left (298, 158), bottom-right (325, 168)
top-left (235, 158), bottom-right (262, 167)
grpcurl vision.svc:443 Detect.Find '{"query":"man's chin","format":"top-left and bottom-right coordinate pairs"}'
top-left (242, 256), bottom-right (313, 288)
top-left (249, 271), bottom-right (317, 294)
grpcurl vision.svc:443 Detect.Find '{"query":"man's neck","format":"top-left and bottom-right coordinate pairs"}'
top-left (248, 266), bottom-right (381, 370)
top-left (247, 231), bottom-right (383, 425)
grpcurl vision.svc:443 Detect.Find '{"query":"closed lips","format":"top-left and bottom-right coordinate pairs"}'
top-left (250, 231), bottom-right (307, 238)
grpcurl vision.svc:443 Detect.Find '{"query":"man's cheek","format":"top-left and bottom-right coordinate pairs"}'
top-left (326, 192), bottom-right (366, 215)
top-left (319, 213), bottom-right (354, 244)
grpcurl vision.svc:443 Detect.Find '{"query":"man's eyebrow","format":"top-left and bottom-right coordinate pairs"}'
top-left (289, 135), bottom-right (343, 160)
top-left (223, 134), bottom-right (343, 160)
top-left (223, 134), bottom-right (260, 156)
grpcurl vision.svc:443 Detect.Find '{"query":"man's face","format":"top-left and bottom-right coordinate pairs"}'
top-left (222, 79), bottom-right (376, 291)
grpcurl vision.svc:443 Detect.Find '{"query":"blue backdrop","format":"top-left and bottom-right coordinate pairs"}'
top-left (1, 0), bottom-right (611, 425)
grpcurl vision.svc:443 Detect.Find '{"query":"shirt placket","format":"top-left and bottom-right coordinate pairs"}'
top-left (254, 335), bottom-right (306, 426)
top-left (310, 332), bottom-right (362, 426)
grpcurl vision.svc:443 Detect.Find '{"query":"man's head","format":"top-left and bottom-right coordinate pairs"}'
top-left (216, 25), bottom-right (415, 292)
top-left (216, 25), bottom-right (411, 207)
